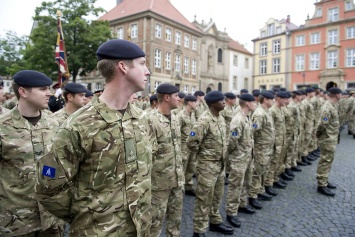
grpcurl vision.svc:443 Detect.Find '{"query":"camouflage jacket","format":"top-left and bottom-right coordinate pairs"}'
top-left (228, 111), bottom-right (254, 159)
top-left (0, 107), bottom-right (59, 236)
top-left (35, 96), bottom-right (154, 237)
top-left (269, 105), bottom-right (286, 146)
top-left (51, 107), bottom-right (70, 126)
top-left (187, 109), bottom-right (227, 164)
top-left (282, 106), bottom-right (295, 141)
top-left (195, 101), bottom-right (208, 120)
top-left (311, 96), bottom-right (322, 126)
top-left (176, 108), bottom-right (196, 144)
top-left (251, 105), bottom-right (275, 146)
top-left (0, 106), bottom-right (9, 115)
top-left (171, 105), bottom-right (183, 116)
top-left (287, 100), bottom-right (300, 138)
top-left (317, 100), bottom-right (339, 145)
top-left (150, 109), bottom-right (184, 190)
top-left (302, 98), bottom-right (315, 135)
top-left (220, 105), bottom-right (236, 133)
top-left (298, 101), bottom-right (306, 133)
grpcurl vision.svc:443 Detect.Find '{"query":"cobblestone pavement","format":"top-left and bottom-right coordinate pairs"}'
top-left (160, 129), bottom-right (355, 237)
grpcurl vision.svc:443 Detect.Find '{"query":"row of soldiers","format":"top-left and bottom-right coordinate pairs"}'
top-left (0, 39), bottom-right (353, 237)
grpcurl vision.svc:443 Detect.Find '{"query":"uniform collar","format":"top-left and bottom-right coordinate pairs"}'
top-left (11, 106), bottom-right (50, 129)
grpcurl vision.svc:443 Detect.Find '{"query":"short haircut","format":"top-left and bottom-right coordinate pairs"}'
top-left (62, 89), bottom-right (76, 103)
top-left (12, 82), bottom-right (31, 99)
top-left (259, 95), bottom-right (265, 104)
top-left (97, 59), bottom-right (132, 83)
top-left (239, 99), bottom-right (247, 107)
top-left (156, 93), bottom-right (169, 102)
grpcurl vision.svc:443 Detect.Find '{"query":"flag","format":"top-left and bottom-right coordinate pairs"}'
top-left (55, 12), bottom-right (69, 85)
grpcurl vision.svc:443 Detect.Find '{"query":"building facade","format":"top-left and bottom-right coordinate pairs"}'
top-left (252, 16), bottom-right (298, 90)
top-left (290, 0), bottom-right (355, 90)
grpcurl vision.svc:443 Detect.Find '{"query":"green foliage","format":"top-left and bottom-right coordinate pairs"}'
top-left (23, 0), bottom-right (112, 81)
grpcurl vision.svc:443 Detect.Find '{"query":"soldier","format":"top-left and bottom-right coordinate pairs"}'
top-left (187, 90), bottom-right (234, 237)
top-left (84, 89), bottom-right (93, 105)
top-left (348, 91), bottom-right (355, 137)
top-left (148, 83), bottom-right (184, 237)
top-left (176, 95), bottom-right (197, 196)
top-left (48, 83), bottom-right (65, 113)
top-left (249, 91), bottom-right (276, 208)
top-left (309, 86), bottom-right (322, 159)
top-left (35, 39), bottom-right (153, 236)
top-left (316, 87), bottom-right (342, 196)
top-left (240, 89), bottom-right (248, 95)
top-left (252, 89), bottom-right (260, 104)
top-left (145, 94), bottom-right (158, 114)
top-left (226, 93), bottom-right (257, 228)
top-left (0, 70), bottom-right (62, 236)
top-left (194, 90), bottom-right (207, 120)
top-left (297, 90), bottom-right (308, 166)
top-left (172, 92), bottom-right (186, 116)
top-left (51, 82), bottom-right (87, 125)
top-left (0, 78), bottom-right (9, 115)
top-left (301, 87), bottom-right (316, 164)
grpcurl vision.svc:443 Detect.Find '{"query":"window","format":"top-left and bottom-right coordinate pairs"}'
top-left (166, 28), bottom-right (172, 41)
top-left (217, 48), bottom-right (223, 63)
top-left (346, 1), bottom-right (352, 11)
top-left (184, 35), bottom-right (190, 48)
top-left (175, 31), bottom-right (181, 45)
top-left (154, 81), bottom-right (161, 89)
top-left (184, 57), bottom-right (189, 73)
top-left (273, 40), bottom-right (281, 54)
top-left (268, 23), bottom-right (275, 36)
top-left (245, 58), bottom-right (249, 69)
top-left (233, 76), bottom-right (237, 89)
top-left (311, 32), bottom-right (320, 44)
top-left (347, 82), bottom-right (355, 88)
top-left (192, 59), bottom-right (197, 75)
top-left (154, 49), bottom-right (161, 68)
top-left (155, 24), bottom-right (162, 38)
top-left (296, 55), bottom-right (305, 71)
top-left (261, 31), bottom-right (266, 38)
top-left (296, 35), bottom-right (305, 46)
top-left (310, 53), bottom-right (320, 70)
top-left (96, 82), bottom-right (103, 90)
top-left (346, 48), bottom-right (355, 67)
top-left (233, 55), bottom-right (238, 66)
top-left (165, 52), bottom-right (171, 70)
top-left (117, 27), bottom-right (124, 39)
top-left (347, 27), bottom-right (355, 39)
top-left (260, 43), bottom-right (267, 56)
top-left (327, 51), bottom-right (338, 68)
top-left (276, 26), bottom-right (282, 34)
top-left (192, 86), bottom-right (196, 93)
top-left (328, 30), bottom-right (338, 45)
top-left (328, 8), bottom-right (339, 22)
top-left (175, 54), bottom-right (181, 72)
top-left (131, 24), bottom-right (138, 38)
top-left (315, 8), bottom-right (322, 17)
top-left (192, 38), bottom-right (197, 50)
top-left (184, 85), bottom-right (189, 93)
top-left (260, 60), bottom-right (267, 75)
top-left (273, 58), bottom-right (280, 73)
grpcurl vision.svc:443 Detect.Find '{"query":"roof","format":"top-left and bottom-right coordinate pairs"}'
top-left (99, 0), bottom-right (201, 33)
top-left (227, 36), bottom-right (252, 55)
top-left (279, 18), bottom-right (299, 31)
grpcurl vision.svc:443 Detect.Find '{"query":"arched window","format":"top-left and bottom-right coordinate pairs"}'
top-left (206, 87), bottom-right (212, 93)
top-left (218, 83), bottom-right (222, 92)
top-left (217, 48), bottom-right (223, 63)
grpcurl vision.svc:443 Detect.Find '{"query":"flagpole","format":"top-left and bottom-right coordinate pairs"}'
top-left (56, 10), bottom-right (70, 86)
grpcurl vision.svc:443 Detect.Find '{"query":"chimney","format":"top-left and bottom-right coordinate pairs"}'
top-left (286, 15), bottom-right (290, 23)
top-left (117, 0), bottom-right (123, 5)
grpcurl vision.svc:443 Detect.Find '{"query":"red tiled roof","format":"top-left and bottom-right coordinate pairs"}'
top-left (99, 0), bottom-right (201, 32)
top-left (227, 36), bottom-right (252, 55)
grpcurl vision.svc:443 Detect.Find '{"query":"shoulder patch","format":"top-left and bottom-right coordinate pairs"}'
top-left (323, 117), bottom-right (328, 121)
top-left (232, 131), bottom-right (238, 137)
top-left (42, 165), bottom-right (56, 178)
top-left (190, 131), bottom-right (196, 136)
top-left (253, 123), bottom-right (258, 129)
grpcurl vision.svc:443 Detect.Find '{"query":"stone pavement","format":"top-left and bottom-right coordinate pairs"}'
top-left (160, 129), bottom-right (355, 237)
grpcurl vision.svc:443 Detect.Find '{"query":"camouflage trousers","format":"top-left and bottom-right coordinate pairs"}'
top-left (301, 132), bottom-right (312, 156)
top-left (150, 186), bottom-right (183, 237)
top-left (16, 225), bottom-right (62, 237)
top-left (193, 161), bottom-right (224, 233)
top-left (309, 130), bottom-right (318, 152)
top-left (349, 116), bottom-right (355, 133)
top-left (316, 143), bottom-right (336, 187)
top-left (290, 133), bottom-right (299, 168)
top-left (278, 137), bottom-right (294, 175)
top-left (249, 144), bottom-right (272, 199)
top-left (181, 144), bottom-right (196, 191)
top-left (226, 153), bottom-right (253, 215)
top-left (298, 129), bottom-right (304, 162)
top-left (265, 144), bottom-right (286, 186)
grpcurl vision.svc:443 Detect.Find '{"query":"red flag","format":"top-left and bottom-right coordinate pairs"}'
top-left (55, 13), bottom-right (69, 85)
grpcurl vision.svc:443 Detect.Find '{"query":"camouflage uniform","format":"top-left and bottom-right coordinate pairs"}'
top-left (3, 97), bottom-right (17, 110)
top-left (287, 100), bottom-right (301, 168)
top-left (51, 107), bottom-right (70, 125)
top-left (348, 97), bottom-right (355, 134)
top-left (220, 104), bottom-right (236, 175)
top-left (187, 109), bottom-right (227, 233)
top-left (35, 96), bottom-right (153, 237)
top-left (176, 108), bottom-right (196, 192)
top-left (0, 106), bottom-right (9, 115)
top-left (226, 111), bottom-right (253, 216)
top-left (298, 101), bottom-right (306, 162)
top-left (249, 106), bottom-right (275, 199)
top-left (195, 101), bottom-right (208, 120)
top-left (316, 100), bottom-right (339, 187)
top-left (279, 105), bottom-right (294, 174)
top-left (302, 98), bottom-right (314, 155)
top-left (0, 107), bottom-right (61, 236)
top-left (265, 105), bottom-right (286, 186)
top-left (171, 105), bottom-right (183, 116)
top-left (337, 97), bottom-right (348, 126)
top-left (149, 109), bottom-right (184, 237)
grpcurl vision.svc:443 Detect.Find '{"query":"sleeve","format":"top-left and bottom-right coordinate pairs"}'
top-left (187, 118), bottom-right (208, 153)
top-left (317, 106), bottom-right (329, 135)
top-left (251, 113), bottom-right (263, 132)
top-left (35, 127), bottom-right (84, 223)
top-left (228, 117), bottom-right (242, 153)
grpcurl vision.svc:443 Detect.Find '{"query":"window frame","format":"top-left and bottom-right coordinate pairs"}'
top-left (310, 32), bottom-right (320, 44)
top-left (272, 58), bottom-right (281, 73)
top-left (175, 31), bottom-right (181, 45)
top-left (296, 54), bottom-right (305, 71)
top-left (155, 23), bottom-right (162, 39)
top-left (346, 48), bottom-right (355, 67)
top-left (165, 51), bottom-right (171, 70)
top-left (165, 27), bottom-right (172, 42)
top-left (328, 29), bottom-right (338, 45)
top-left (117, 27), bottom-right (124, 39)
top-left (328, 7), bottom-right (339, 22)
top-left (260, 42), bottom-right (267, 56)
top-left (310, 52), bottom-right (320, 70)
top-left (154, 49), bottom-right (161, 68)
top-left (184, 34), bottom-right (190, 48)
top-left (175, 54), bottom-right (181, 72)
top-left (273, 39), bottom-right (281, 54)
top-left (260, 60), bottom-right (267, 75)
top-left (130, 23), bottom-right (138, 38)
top-left (327, 50), bottom-right (338, 68)
top-left (296, 35), bottom-right (305, 46)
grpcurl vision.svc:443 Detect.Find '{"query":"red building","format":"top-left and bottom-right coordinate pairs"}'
top-left (291, 0), bottom-right (355, 90)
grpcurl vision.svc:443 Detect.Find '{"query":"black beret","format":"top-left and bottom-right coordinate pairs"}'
top-left (64, 83), bottom-right (87, 94)
top-left (149, 94), bottom-right (158, 101)
top-left (261, 91), bottom-right (275, 99)
top-left (85, 90), bottom-right (94, 97)
top-left (239, 93), bottom-right (255, 101)
top-left (273, 88), bottom-right (280, 93)
top-left (240, 89), bottom-right (248, 93)
top-left (280, 87), bottom-right (287, 92)
top-left (286, 91), bottom-right (292, 98)
top-left (252, 90), bottom-right (260, 96)
top-left (185, 95), bottom-right (197, 102)
top-left (328, 87), bottom-right (342, 94)
top-left (292, 90), bottom-right (302, 95)
top-left (178, 92), bottom-right (186, 99)
top-left (94, 89), bottom-right (103, 94)
top-left (268, 90), bottom-right (275, 95)
top-left (276, 91), bottom-right (289, 98)
top-left (156, 83), bottom-right (179, 94)
top-left (96, 39), bottom-right (145, 61)
top-left (224, 92), bottom-right (236, 99)
top-left (194, 91), bottom-right (205, 96)
top-left (305, 87), bottom-right (315, 93)
top-left (0, 77), bottom-right (3, 87)
top-left (13, 70), bottom-right (52, 87)
top-left (205, 90), bottom-right (225, 103)
top-left (299, 90), bottom-right (306, 95)
top-left (311, 85), bottom-right (319, 89)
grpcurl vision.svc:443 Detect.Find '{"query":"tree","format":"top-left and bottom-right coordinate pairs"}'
top-left (0, 31), bottom-right (28, 77)
top-left (23, 0), bottom-right (112, 82)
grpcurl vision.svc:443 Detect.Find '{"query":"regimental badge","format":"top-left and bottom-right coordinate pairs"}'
top-left (190, 131), bottom-right (196, 136)
top-left (323, 117), bottom-right (328, 121)
top-left (232, 131), bottom-right (238, 137)
top-left (42, 165), bottom-right (56, 178)
top-left (253, 123), bottom-right (258, 129)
